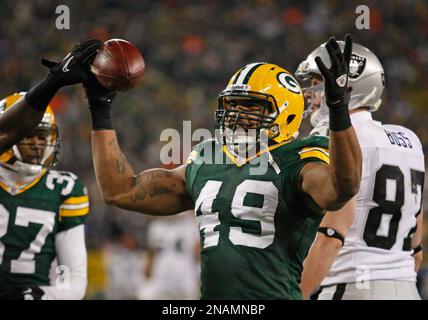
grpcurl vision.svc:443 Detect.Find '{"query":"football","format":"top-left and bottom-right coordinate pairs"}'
top-left (90, 38), bottom-right (145, 91)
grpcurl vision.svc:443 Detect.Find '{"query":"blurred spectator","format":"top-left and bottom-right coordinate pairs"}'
top-left (137, 211), bottom-right (200, 300)
top-left (103, 229), bottom-right (145, 299)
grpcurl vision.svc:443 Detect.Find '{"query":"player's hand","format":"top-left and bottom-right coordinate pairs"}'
top-left (83, 69), bottom-right (116, 130)
top-left (315, 34), bottom-right (352, 109)
top-left (41, 39), bottom-right (103, 88)
top-left (0, 286), bottom-right (45, 300)
top-left (83, 71), bottom-right (116, 106)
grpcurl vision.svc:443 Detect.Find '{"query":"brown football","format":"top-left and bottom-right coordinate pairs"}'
top-left (90, 38), bottom-right (145, 92)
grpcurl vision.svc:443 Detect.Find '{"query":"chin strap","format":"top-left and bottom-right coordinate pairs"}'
top-left (0, 162), bottom-right (45, 195)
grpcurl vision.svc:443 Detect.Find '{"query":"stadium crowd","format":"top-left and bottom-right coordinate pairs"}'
top-left (0, 0), bottom-right (427, 298)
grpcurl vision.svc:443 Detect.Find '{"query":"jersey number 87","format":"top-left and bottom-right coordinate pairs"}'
top-left (363, 164), bottom-right (424, 250)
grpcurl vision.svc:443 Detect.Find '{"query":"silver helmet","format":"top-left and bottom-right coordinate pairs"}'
top-left (295, 41), bottom-right (385, 126)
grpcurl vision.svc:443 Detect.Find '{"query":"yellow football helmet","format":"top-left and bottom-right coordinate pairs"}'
top-left (216, 62), bottom-right (304, 146)
top-left (0, 93), bottom-right (60, 173)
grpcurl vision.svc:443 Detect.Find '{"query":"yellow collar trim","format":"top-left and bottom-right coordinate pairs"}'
top-left (222, 141), bottom-right (288, 167)
top-left (0, 169), bottom-right (47, 195)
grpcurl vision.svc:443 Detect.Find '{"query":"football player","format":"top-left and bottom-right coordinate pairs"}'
top-left (0, 93), bottom-right (89, 300)
top-left (82, 34), bottom-right (361, 299)
top-left (140, 211), bottom-right (200, 300)
top-left (0, 39), bottom-right (102, 154)
top-left (296, 41), bottom-right (425, 299)
top-left (0, 35), bottom-right (362, 299)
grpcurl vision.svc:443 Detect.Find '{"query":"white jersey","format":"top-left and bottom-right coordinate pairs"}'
top-left (141, 212), bottom-right (200, 299)
top-left (315, 111), bottom-right (425, 286)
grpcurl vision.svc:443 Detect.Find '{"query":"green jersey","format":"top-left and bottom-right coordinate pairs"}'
top-left (0, 169), bottom-right (89, 287)
top-left (185, 136), bottom-right (329, 299)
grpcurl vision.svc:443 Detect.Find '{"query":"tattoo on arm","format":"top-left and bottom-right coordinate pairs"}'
top-left (132, 175), bottom-right (142, 187)
top-left (130, 191), bottom-right (147, 203)
top-left (116, 159), bottom-right (125, 173)
top-left (127, 170), bottom-right (185, 202)
top-left (108, 139), bottom-right (118, 147)
top-left (108, 138), bottom-right (128, 174)
top-left (149, 182), bottom-right (174, 197)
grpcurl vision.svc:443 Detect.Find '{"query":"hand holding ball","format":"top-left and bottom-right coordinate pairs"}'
top-left (90, 39), bottom-right (145, 92)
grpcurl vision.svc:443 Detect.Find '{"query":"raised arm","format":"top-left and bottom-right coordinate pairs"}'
top-left (0, 97), bottom-right (45, 154)
top-left (300, 35), bottom-right (362, 211)
top-left (85, 74), bottom-right (193, 215)
top-left (91, 130), bottom-right (193, 215)
top-left (0, 39), bottom-right (102, 154)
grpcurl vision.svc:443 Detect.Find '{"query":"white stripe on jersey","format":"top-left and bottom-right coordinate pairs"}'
top-left (59, 203), bottom-right (89, 210)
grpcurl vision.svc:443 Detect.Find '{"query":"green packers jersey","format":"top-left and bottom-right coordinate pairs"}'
top-left (185, 136), bottom-right (329, 299)
top-left (0, 169), bottom-right (89, 287)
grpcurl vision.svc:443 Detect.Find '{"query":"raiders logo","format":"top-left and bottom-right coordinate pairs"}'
top-left (349, 53), bottom-right (366, 79)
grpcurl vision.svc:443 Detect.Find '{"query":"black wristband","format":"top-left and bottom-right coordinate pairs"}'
top-left (318, 227), bottom-right (345, 247)
top-left (25, 74), bottom-right (61, 112)
top-left (412, 244), bottom-right (423, 255)
top-left (88, 98), bottom-right (114, 130)
top-left (329, 104), bottom-right (351, 132)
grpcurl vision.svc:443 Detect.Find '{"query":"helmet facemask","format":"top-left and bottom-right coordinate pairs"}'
top-left (215, 93), bottom-right (278, 156)
top-left (299, 74), bottom-right (330, 128)
top-left (3, 123), bottom-right (60, 177)
top-left (16, 126), bottom-right (59, 165)
top-left (217, 62), bottom-right (305, 158)
top-left (296, 41), bottom-right (385, 129)
top-left (0, 101), bottom-right (60, 177)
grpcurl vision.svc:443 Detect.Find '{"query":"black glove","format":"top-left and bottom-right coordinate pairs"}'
top-left (41, 39), bottom-right (103, 87)
top-left (0, 286), bottom-right (45, 300)
top-left (315, 34), bottom-right (353, 131)
top-left (83, 71), bottom-right (116, 130)
top-left (26, 39), bottom-right (103, 111)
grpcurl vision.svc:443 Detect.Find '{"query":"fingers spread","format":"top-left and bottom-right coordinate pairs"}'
top-left (41, 58), bottom-right (57, 68)
top-left (79, 39), bottom-right (103, 50)
top-left (343, 34), bottom-right (353, 67)
top-left (74, 39), bottom-right (103, 66)
top-left (315, 56), bottom-right (330, 81)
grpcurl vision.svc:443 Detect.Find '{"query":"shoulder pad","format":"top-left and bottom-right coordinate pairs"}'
top-left (186, 139), bottom-right (220, 165)
top-left (297, 136), bottom-right (330, 163)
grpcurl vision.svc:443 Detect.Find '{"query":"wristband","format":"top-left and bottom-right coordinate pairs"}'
top-left (329, 104), bottom-right (351, 132)
top-left (412, 244), bottom-right (422, 255)
top-left (88, 98), bottom-right (113, 130)
top-left (25, 74), bottom-right (61, 111)
top-left (318, 227), bottom-right (345, 247)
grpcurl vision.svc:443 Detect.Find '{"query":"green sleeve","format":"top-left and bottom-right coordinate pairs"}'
top-left (58, 172), bottom-right (90, 232)
top-left (286, 135), bottom-right (330, 186)
top-left (276, 136), bottom-right (330, 215)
